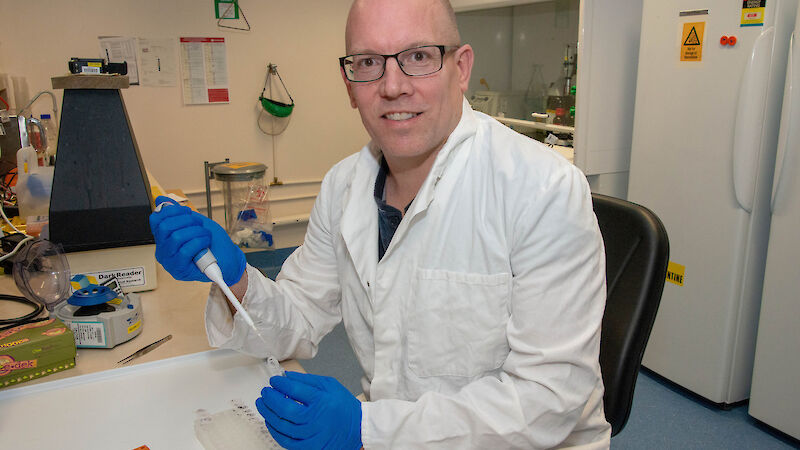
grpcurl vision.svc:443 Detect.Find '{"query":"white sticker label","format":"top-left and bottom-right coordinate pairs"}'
top-left (85, 267), bottom-right (146, 288)
top-left (69, 322), bottom-right (106, 347)
top-left (81, 66), bottom-right (101, 74)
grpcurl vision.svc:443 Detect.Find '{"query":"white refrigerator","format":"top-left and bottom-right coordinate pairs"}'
top-left (628, 0), bottom-right (798, 405)
top-left (749, 4), bottom-right (800, 439)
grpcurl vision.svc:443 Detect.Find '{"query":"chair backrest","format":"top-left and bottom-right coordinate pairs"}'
top-left (592, 193), bottom-right (669, 437)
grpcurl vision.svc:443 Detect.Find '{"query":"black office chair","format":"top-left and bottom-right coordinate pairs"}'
top-left (592, 193), bottom-right (669, 437)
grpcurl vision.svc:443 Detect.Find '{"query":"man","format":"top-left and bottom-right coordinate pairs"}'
top-left (150, 0), bottom-right (611, 448)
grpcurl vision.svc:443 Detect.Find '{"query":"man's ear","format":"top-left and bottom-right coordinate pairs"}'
top-left (454, 44), bottom-right (475, 94)
top-left (340, 66), bottom-right (358, 109)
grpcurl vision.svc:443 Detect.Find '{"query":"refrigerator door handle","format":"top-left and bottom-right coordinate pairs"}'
top-left (733, 27), bottom-right (775, 213)
top-left (772, 32), bottom-right (799, 211)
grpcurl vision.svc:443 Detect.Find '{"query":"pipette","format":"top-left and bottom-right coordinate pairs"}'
top-left (153, 201), bottom-right (260, 334)
top-left (193, 249), bottom-right (259, 332)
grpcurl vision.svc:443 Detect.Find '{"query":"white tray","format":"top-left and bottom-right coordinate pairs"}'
top-left (0, 349), bottom-right (274, 449)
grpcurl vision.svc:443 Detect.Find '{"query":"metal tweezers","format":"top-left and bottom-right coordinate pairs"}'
top-left (117, 334), bottom-right (172, 364)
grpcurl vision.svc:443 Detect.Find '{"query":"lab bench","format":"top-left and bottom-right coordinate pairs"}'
top-left (0, 266), bottom-right (303, 449)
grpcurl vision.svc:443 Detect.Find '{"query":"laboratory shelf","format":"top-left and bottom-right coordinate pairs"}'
top-left (493, 116), bottom-right (575, 135)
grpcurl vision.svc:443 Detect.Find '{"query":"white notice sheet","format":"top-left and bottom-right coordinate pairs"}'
top-left (98, 36), bottom-right (139, 84)
top-left (179, 37), bottom-right (230, 105)
top-left (137, 38), bottom-right (178, 87)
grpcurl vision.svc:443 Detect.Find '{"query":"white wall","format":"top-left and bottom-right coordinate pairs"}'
top-left (0, 0), bottom-right (368, 247)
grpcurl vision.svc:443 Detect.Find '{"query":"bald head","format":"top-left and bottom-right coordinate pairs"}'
top-left (345, 0), bottom-right (461, 53)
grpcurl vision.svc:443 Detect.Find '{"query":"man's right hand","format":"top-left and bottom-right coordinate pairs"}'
top-left (149, 196), bottom-right (246, 286)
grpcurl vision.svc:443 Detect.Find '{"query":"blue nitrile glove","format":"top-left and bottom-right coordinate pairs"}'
top-left (149, 195), bottom-right (246, 286)
top-left (255, 371), bottom-right (362, 450)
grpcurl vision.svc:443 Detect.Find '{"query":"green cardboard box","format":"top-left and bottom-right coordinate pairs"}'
top-left (0, 317), bottom-right (77, 389)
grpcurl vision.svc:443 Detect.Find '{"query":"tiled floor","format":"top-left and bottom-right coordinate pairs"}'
top-left (613, 369), bottom-right (798, 449)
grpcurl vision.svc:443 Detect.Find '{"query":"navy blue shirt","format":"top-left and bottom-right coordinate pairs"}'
top-left (374, 157), bottom-right (412, 261)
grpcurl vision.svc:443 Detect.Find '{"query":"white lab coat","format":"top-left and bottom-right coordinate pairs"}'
top-left (206, 99), bottom-right (611, 449)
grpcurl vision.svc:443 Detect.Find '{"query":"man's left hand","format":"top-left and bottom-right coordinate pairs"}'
top-left (256, 371), bottom-right (362, 449)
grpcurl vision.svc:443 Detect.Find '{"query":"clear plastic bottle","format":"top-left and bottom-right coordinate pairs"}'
top-left (16, 145), bottom-right (54, 223)
top-left (39, 113), bottom-right (58, 163)
top-left (28, 120), bottom-right (45, 156)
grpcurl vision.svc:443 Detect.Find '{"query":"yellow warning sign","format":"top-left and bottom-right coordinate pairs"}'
top-left (681, 22), bottom-right (705, 62)
top-left (741, 0), bottom-right (766, 27)
top-left (666, 261), bottom-right (685, 286)
top-left (741, 8), bottom-right (765, 26)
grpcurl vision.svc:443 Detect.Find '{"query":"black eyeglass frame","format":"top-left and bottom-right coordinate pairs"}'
top-left (339, 45), bottom-right (460, 82)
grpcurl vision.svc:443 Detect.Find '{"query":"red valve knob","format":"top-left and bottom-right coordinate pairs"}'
top-left (720, 36), bottom-right (729, 45)
top-left (728, 36), bottom-right (737, 46)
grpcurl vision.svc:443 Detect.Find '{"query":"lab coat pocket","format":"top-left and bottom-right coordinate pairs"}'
top-left (408, 268), bottom-right (511, 378)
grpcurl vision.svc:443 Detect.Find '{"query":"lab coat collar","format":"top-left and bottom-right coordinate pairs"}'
top-left (404, 98), bottom-right (478, 219)
top-left (340, 145), bottom-right (381, 296)
top-left (339, 98), bottom-right (479, 292)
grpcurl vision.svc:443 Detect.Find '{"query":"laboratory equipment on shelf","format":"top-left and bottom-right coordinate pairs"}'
top-left (67, 57), bottom-right (127, 75)
top-left (455, 0), bottom-right (641, 198)
top-left (467, 90), bottom-right (525, 118)
top-left (29, 113), bottom-right (58, 161)
top-left (551, 95), bottom-right (567, 126)
top-left (14, 90), bottom-right (59, 163)
top-left (48, 74), bottom-right (156, 292)
top-left (0, 115), bottom-right (45, 174)
top-left (15, 90), bottom-right (59, 124)
top-left (628, 0), bottom-right (798, 406)
top-left (561, 44), bottom-right (577, 97)
top-left (23, 115), bottom-right (48, 163)
top-left (548, 45), bottom-right (577, 127)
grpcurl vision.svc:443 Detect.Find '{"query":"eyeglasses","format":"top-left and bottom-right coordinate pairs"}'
top-left (339, 45), bottom-right (459, 82)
